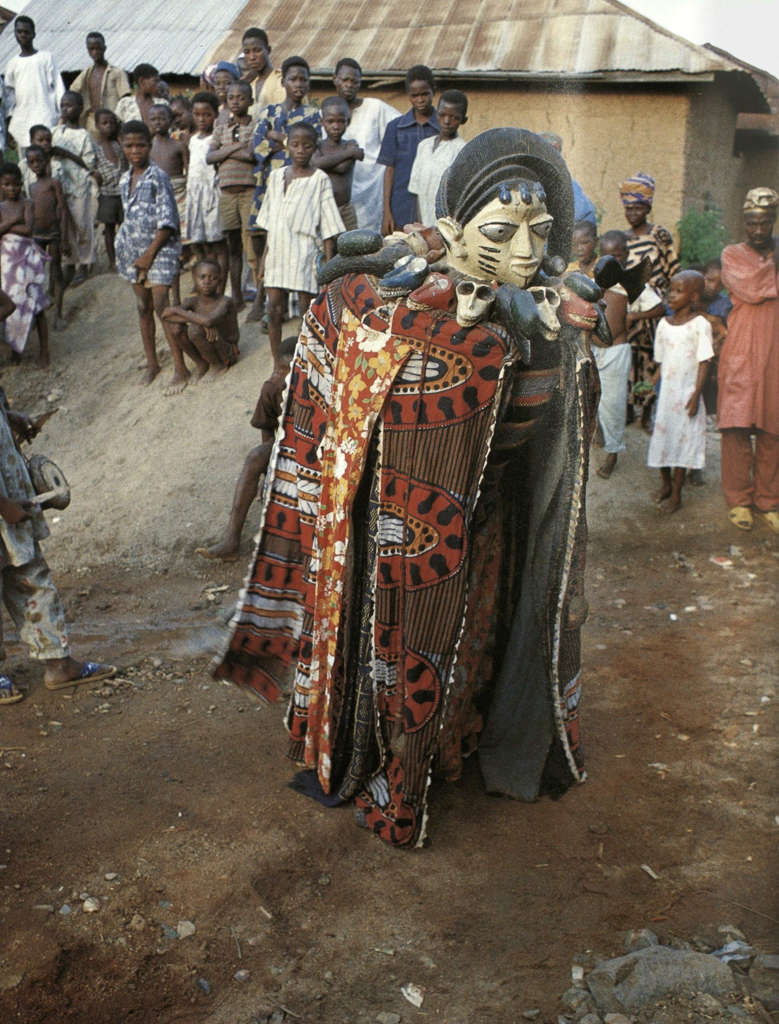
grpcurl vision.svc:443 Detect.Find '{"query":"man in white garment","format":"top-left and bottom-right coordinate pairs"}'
top-left (332, 59), bottom-right (398, 234)
top-left (4, 15), bottom-right (63, 154)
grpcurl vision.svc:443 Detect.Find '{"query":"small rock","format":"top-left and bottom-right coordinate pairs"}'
top-left (376, 1014), bottom-right (402, 1024)
top-left (324, 969), bottom-right (334, 981)
top-left (0, 971), bottom-right (23, 992)
top-left (196, 977), bottom-right (211, 995)
top-left (580, 1015), bottom-right (603, 1024)
top-left (717, 924), bottom-right (746, 942)
top-left (104, 872), bottom-right (118, 881)
top-left (560, 985), bottom-right (594, 1013)
top-left (624, 928), bottom-right (659, 952)
top-left (691, 993), bottom-right (722, 1013)
top-left (129, 913), bottom-right (145, 932)
top-left (586, 946), bottom-right (735, 1013)
top-left (318, 873), bottom-right (331, 886)
top-left (33, 904), bottom-right (54, 913)
top-left (59, 903), bottom-right (71, 915)
top-left (233, 969), bottom-right (250, 982)
top-left (270, 965), bottom-right (283, 975)
top-left (749, 954), bottom-right (779, 1011)
top-left (521, 1012), bottom-right (541, 1022)
top-left (151, 657), bottom-right (163, 669)
top-left (176, 919), bottom-right (195, 938)
top-left (401, 982), bottom-right (424, 1008)
top-left (82, 897), bottom-right (100, 913)
top-left (604, 1015), bottom-right (631, 1024)
top-left (161, 924), bottom-right (178, 940)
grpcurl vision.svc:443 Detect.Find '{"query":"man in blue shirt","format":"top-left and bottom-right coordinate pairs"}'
top-left (378, 65), bottom-right (439, 234)
top-left (539, 131), bottom-right (596, 227)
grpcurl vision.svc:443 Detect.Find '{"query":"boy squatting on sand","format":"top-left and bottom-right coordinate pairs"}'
top-left (161, 257), bottom-right (240, 388)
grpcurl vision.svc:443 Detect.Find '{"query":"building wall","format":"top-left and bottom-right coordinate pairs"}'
top-left (311, 81), bottom-right (691, 245)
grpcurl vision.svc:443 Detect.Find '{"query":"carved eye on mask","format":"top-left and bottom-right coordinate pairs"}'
top-left (478, 222), bottom-right (518, 244)
top-left (531, 218), bottom-right (553, 240)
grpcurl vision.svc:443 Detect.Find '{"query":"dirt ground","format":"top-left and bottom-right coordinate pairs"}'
top-left (0, 271), bottom-right (776, 1023)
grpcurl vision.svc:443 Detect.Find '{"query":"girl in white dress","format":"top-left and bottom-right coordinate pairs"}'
top-left (185, 93), bottom-right (226, 287)
top-left (257, 122), bottom-right (344, 369)
top-left (647, 270), bottom-right (714, 512)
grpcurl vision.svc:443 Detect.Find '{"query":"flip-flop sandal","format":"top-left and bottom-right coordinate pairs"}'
top-left (757, 509), bottom-right (779, 534)
top-left (0, 674), bottom-right (24, 704)
top-left (728, 506), bottom-right (753, 531)
top-left (45, 661), bottom-right (116, 691)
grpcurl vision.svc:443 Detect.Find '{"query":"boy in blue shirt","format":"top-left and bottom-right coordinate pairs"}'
top-left (378, 65), bottom-right (438, 235)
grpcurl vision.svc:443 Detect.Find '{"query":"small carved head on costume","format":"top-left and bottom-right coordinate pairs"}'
top-left (435, 128), bottom-right (574, 290)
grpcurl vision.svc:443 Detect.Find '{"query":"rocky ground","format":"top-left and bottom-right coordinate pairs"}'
top-left (0, 270), bottom-right (776, 1023)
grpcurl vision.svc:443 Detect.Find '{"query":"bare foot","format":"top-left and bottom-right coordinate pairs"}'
top-left (163, 369), bottom-right (191, 396)
top-left (658, 496), bottom-right (682, 514)
top-left (596, 454), bottom-right (617, 479)
top-left (142, 364), bottom-right (161, 386)
top-left (234, 299), bottom-right (246, 314)
top-left (202, 364), bottom-right (229, 383)
top-left (54, 317), bottom-right (67, 331)
top-left (245, 293), bottom-right (265, 322)
top-left (195, 541), bottom-right (240, 562)
top-left (35, 352), bottom-right (51, 369)
top-left (653, 484), bottom-right (672, 504)
top-left (192, 361), bottom-right (210, 383)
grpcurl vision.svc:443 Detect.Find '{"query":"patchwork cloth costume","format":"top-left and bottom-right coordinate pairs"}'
top-left (215, 128), bottom-right (599, 847)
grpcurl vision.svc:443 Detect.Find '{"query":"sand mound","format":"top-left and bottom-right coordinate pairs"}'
top-left (1, 272), bottom-right (276, 573)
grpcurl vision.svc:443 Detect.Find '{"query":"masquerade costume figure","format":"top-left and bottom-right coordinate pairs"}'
top-left (215, 128), bottom-right (606, 846)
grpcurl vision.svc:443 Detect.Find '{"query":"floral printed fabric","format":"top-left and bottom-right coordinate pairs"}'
top-left (0, 235), bottom-right (50, 353)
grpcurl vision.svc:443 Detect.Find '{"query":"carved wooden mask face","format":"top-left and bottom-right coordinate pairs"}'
top-left (438, 183), bottom-right (553, 288)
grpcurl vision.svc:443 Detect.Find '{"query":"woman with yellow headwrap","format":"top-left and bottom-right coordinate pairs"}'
top-left (718, 186), bottom-right (779, 533)
top-left (619, 172), bottom-right (680, 428)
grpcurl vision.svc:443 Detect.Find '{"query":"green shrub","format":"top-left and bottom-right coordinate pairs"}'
top-left (677, 198), bottom-right (728, 267)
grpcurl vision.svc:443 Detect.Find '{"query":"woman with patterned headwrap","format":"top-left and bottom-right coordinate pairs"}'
top-left (620, 172), bottom-right (680, 427)
top-left (718, 187), bottom-right (779, 534)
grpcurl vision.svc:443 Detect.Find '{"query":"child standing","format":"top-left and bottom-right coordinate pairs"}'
top-left (94, 108), bottom-right (126, 271)
top-left (20, 125), bottom-right (64, 198)
top-left (596, 229), bottom-right (663, 478)
top-left (4, 16), bottom-right (63, 153)
top-left (207, 81), bottom-right (257, 311)
top-left (407, 90), bottom-right (467, 226)
top-left (52, 90), bottom-right (98, 285)
top-left (312, 96), bottom-right (363, 230)
top-left (186, 92), bottom-right (225, 284)
top-left (569, 220), bottom-right (598, 277)
top-left (115, 120), bottom-right (183, 389)
top-left (115, 64), bottom-right (168, 128)
top-left (250, 57), bottom-right (320, 321)
top-left (257, 122), bottom-right (344, 369)
top-left (647, 270), bottom-right (714, 512)
top-left (150, 104), bottom-right (188, 235)
top-left (196, 335), bottom-right (296, 562)
top-left (26, 144), bottom-right (70, 329)
top-left (378, 65), bottom-right (439, 235)
top-left (0, 163), bottom-right (50, 365)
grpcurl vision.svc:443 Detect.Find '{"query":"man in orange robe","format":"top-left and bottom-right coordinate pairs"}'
top-left (719, 187), bottom-right (779, 532)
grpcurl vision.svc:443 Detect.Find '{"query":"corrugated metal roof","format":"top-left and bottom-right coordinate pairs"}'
top-left (0, 0), bottom-right (249, 75)
top-left (205, 0), bottom-right (761, 79)
top-left (0, 0), bottom-right (773, 91)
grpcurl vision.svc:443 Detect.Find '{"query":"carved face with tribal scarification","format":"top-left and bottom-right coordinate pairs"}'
top-left (438, 179), bottom-right (552, 288)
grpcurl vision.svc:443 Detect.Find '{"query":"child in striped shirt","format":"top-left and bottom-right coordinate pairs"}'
top-left (257, 122), bottom-right (343, 369)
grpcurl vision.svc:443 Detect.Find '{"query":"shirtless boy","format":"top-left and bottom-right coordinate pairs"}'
top-left (150, 103), bottom-right (188, 300)
top-left (26, 144), bottom-right (70, 328)
top-left (0, 164), bottom-right (49, 366)
top-left (196, 336), bottom-right (295, 561)
top-left (161, 257), bottom-right (239, 385)
top-left (312, 96), bottom-right (363, 230)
